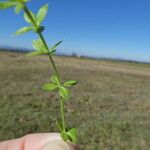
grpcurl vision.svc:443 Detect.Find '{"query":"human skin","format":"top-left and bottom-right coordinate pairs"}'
top-left (0, 133), bottom-right (79, 150)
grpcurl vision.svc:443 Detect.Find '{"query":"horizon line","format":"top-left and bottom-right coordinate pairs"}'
top-left (0, 46), bottom-right (150, 64)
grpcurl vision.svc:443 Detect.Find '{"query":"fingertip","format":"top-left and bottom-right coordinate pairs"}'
top-left (0, 137), bottom-right (25, 150)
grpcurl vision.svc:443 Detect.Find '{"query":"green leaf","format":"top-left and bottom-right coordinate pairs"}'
top-left (42, 83), bottom-right (58, 91)
top-left (0, 1), bottom-right (16, 10)
top-left (32, 39), bottom-right (46, 52)
top-left (56, 121), bottom-right (63, 132)
top-left (15, 3), bottom-right (23, 14)
top-left (66, 128), bottom-right (78, 144)
top-left (22, 0), bottom-right (29, 2)
top-left (51, 75), bottom-right (60, 85)
top-left (45, 49), bottom-right (56, 55)
top-left (54, 41), bottom-right (63, 47)
top-left (14, 26), bottom-right (33, 36)
top-left (49, 41), bottom-right (63, 52)
top-left (24, 10), bottom-right (36, 24)
top-left (36, 3), bottom-right (49, 26)
top-left (59, 86), bottom-right (70, 100)
top-left (26, 51), bottom-right (44, 57)
top-left (61, 132), bottom-right (69, 141)
top-left (63, 80), bottom-right (77, 87)
top-left (10, 0), bottom-right (29, 2)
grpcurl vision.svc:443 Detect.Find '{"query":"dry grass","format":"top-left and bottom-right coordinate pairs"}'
top-left (0, 51), bottom-right (150, 149)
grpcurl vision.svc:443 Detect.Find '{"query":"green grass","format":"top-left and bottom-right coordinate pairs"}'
top-left (0, 51), bottom-right (150, 149)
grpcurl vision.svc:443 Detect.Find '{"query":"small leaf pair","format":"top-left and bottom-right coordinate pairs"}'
top-left (42, 75), bottom-right (60, 91)
top-left (42, 75), bottom-right (70, 99)
top-left (59, 80), bottom-right (77, 99)
top-left (23, 4), bottom-right (48, 28)
top-left (42, 75), bottom-right (60, 90)
top-left (27, 40), bottom-right (62, 57)
top-left (14, 4), bottom-right (48, 36)
top-left (50, 76), bottom-right (70, 100)
top-left (42, 75), bottom-right (70, 100)
top-left (0, 0), bottom-right (28, 13)
top-left (56, 121), bottom-right (78, 144)
top-left (42, 76), bottom-right (77, 100)
top-left (26, 39), bottom-right (46, 56)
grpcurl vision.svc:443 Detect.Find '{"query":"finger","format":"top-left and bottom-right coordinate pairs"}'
top-left (24, 133), bottom-right (75, 150)
top-left (0, 137), bottom-right (25, 150)
top-left (0, 133), bottom-right (77, 150)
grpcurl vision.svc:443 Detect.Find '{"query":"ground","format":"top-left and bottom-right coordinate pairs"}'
top-left (0, 51), bottom-right (150, 149)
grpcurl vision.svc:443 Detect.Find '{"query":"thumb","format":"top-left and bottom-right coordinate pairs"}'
top-left (0, 133), bottom-right (78, 150)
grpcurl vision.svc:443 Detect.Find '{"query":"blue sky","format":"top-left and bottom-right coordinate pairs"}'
top-left (0, 0), bottom-right (150, 62)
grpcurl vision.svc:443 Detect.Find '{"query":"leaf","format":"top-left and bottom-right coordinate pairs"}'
top-left (63, 80), bottom-right (77, 87)
top-left (36, 3), bottom-right (49, 26)
top-left (45, 49), bottom-right (56, 55)
top-left (22, 0), bottom-right (29, 2)
top-left (14, 26), bottom-right (33, 36)
top-left (26, 51), bottom-right (44, 57)
top-left (59, 86), bottom-right (70, 100)
top-left (56, 121), bottom-right (63, 132)
top-left (66, 128), bottom-right (78, 144)
top-left (49, 41), bottom-right (63, 52)
top-left (61, 132), bottom-right (69, 141)
top-left (15, 4), bottom-right (23, 14)
top-left (24, 10), bottom-right (36, 24)
top-left (51, 75), bottom-right (60, 85)
top-left (42, 83), bottom-right (58, 91)
top-left (54, 41), bottom-right (63, 47)
top-left (32, 39), bottom-right (46, 52)
top-left (0, 1), bottom-right (16, 10)
top-left (10, 0), bottom-right (29, 2)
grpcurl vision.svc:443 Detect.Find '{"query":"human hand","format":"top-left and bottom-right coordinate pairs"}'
top-left (0, 133), bottom-right (79, 150)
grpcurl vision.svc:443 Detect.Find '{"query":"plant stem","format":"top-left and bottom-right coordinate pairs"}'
top-left (23, 3), bottom-right (65, 132)
top-left (38, 32), bottom-right (60, 80)
top-left (23, 4), bottom-right (60, 80)
top-left (60, 98), bottom-right (66, 132)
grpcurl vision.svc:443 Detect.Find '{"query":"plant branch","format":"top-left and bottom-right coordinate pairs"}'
top-left (23, 3), bottom-right (65, 131)
top-left (23, 4), bottom-right (60, 80)
top-left (38, 32), bottom-right (60, 80)
top-left (0, 0), bottom-right (78, 143)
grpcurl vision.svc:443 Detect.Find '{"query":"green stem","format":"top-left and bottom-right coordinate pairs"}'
top-left (23, 3), bottom-right (65, 132)
top-left (60, 99), bottom-right (66, 132)
top-left (23, 4), bottom-right (60, 80)
top-left (38, 32), bottom-right (60, 80)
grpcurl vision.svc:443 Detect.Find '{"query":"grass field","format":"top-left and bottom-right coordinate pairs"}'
top-left (0, 51), bottom-right (150, 149)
